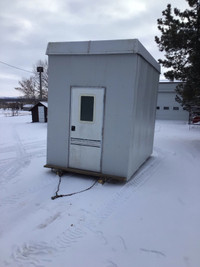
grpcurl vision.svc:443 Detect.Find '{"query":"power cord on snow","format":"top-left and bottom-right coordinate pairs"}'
top-left (51, 172), bottom-right (98, 200)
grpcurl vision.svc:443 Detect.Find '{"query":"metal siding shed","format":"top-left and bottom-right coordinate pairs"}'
top-left (46, 39), bottom-right (160, 72)
top-left (45, 39), bottom-right (160, 181)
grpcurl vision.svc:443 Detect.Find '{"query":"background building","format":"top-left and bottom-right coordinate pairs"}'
top-left (156, 82), bottom-right (189, 121)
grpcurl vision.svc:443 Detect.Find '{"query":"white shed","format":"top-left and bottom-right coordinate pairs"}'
top-left (45, 39), bottom-right (160, 182)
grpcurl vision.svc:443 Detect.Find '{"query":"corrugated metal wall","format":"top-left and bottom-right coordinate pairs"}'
top-left (47, 54), bottom-right (138, 178)
top-left (127, 56), bottom-right (159, 179)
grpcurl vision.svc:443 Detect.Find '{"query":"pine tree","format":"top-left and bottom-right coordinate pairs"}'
top-left (155, 0), bottom-right (200, 111)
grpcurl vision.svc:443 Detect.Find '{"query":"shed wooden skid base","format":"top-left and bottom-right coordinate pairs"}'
top-left (44, 164), bottom-right (126, 182)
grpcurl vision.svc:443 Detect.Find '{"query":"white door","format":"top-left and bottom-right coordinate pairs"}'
top-left (38, 106), bottom-right (45, 122)
top-left (69, 87), bottom-right (105, 172)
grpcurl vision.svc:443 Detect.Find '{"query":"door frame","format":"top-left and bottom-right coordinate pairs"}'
top-left (68, 86), bottom-right (106, 172)
top-left (38, 105), bottom-right (45, 122)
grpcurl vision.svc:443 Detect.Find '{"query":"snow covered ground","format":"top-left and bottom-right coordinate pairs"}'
top-left (0, 110), bottom-right (200, 267)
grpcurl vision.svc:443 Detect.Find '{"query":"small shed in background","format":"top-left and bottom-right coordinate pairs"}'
top-left (45, 39), bottom-right (160, 181)
top-left (30, 101), bottom-right (48, 122)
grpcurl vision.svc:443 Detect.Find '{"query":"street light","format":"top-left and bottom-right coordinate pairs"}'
top-left (37, 66), bottom-right (43, 100)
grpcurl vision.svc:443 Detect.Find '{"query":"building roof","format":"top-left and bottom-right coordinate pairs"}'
top-left (40, 101), bottom-right (48, 108)
top-left (158, 82), bottom-right (182, 93)
top-left (46, 39), bottom-right (160, 73)
top-left (29, 101), bottom-right (48, 110)
top-left (23, 104), bottom-right (34, 108)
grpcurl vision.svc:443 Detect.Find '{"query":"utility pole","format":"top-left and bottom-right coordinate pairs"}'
top-left (37, 66), bottom-right (43, 100)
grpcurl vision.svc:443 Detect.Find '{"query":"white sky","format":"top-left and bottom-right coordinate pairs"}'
top-left (0, 0), bottom-right (189, 97)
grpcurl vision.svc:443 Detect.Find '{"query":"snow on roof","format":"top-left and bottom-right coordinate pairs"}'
top-left (23, 104), bottom-right (34, 108)
top-left (40, 101), bottom-right (48, 108)
top-left (46, 39), bottom-right (160, 73)
top-left (29, 101), bottom-right (48, 110)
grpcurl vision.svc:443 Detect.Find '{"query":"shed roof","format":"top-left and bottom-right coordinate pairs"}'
top-left (40, 101), bottom-right (48, 108)
top-left (30, 101), bottom-right (48, 110)
top-left (46, 39), bottom-right (160, 72)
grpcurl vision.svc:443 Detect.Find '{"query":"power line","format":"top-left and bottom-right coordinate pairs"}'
top-left (0, 60), bottom-right (34, 74)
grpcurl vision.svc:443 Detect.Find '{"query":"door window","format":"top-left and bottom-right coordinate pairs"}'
top-left (80, 95), bottom-right (94, 122)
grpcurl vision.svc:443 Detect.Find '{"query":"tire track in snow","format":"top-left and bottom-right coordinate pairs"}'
top-left (91, 149), bottom-right (164, 225)
top-left (0, 116), bottom-right (46, 185)
top-left (0, 174), bottom-right (56, 207)
top-left (12, 242), bottom-right (57, 267)
top-left (0, 123), bottom-right (47, 206)
top-left (54, 226), bottom-right (86, 249)
top-left (0, 134), bottom-right (30, 188)
top-left (0, 140), bottom-right (46, 187)
top-left (0, 133), bottom-right (47, 209)
top-left (10, 148), bottom-right (164, 267)
top-left (11, 222), bottom-right (88, 266)
top-left (22, 140), bottom-right (46, 159)
top-left (0, 125), bottom-right (30, 186)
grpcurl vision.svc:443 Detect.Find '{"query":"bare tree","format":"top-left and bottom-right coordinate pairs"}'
top-left (15, 59), bottom-right (48, 101)
top-left (32, 59), bottom-right (48, 99)
top-left (15, 76), bottom-right (37, 99)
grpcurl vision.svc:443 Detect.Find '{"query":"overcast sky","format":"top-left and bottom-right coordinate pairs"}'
top-left (0, 0), bottom-right (189, 97)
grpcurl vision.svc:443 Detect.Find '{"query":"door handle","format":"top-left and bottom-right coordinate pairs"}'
top-left (71, 125), bottom-right (76, 131)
